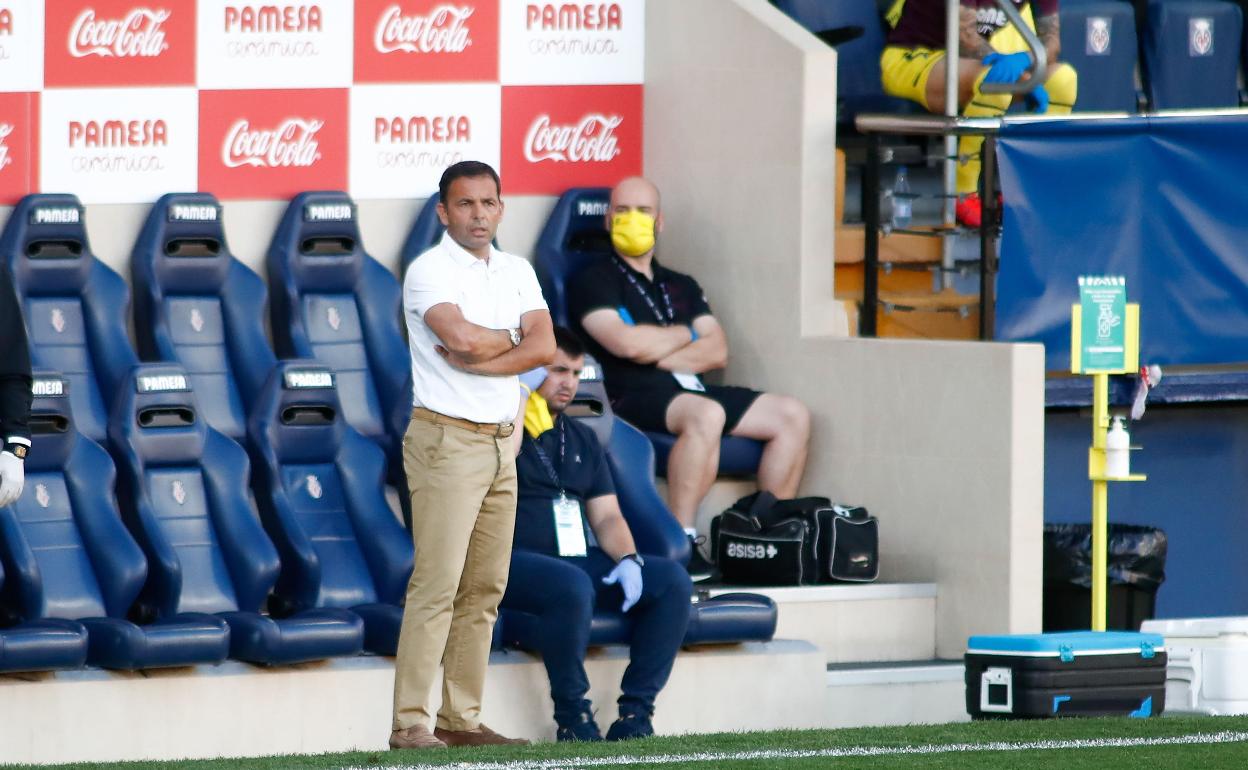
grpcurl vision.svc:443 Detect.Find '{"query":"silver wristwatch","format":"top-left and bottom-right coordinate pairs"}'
top-left (508, 328), bottom-right (522, 347)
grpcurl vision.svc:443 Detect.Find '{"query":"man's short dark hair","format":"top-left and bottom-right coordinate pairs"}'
top-left (553, 326), bottom-right (585, 359)
top-left (438, 161), bottom-right (501, 203)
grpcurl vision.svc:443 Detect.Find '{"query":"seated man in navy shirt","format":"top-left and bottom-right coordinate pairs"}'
top-left (568, 176), bottom-right (812, 580)
top-left (502, 327), bottom-right (692, 742)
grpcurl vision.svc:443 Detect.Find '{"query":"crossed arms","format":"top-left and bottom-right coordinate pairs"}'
top-left (580, 309), bottom-right (729, 375)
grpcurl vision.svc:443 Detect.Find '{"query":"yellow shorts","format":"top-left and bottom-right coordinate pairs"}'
top-left (880, 46), bottom-right (946, 111)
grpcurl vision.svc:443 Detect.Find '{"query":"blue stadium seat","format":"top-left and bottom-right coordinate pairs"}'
top-left (0, 506), bottom-right (89, 673)
top-left (533, 188), bottom-right (764, 478)
top-left (0, 194), bottom-right (138, 443)
top-left (265, 192), bottom-right (410, 451)
top-left (399, 193), bottom-right (446, 279)
top-left (109, 364), bottom-right (365, 665)
top-left (772, 0), bottom-right (920, 122)
top-left (501, 360), bottom-right (777, 649)
top-left (0, 372), bottom-right (229, 670)
top-left (247, 361), bottom-right (413, 656)
top-left (131, 193), bottom-right (278, 442)
top-left (1144, 0), bottom-right (1242, 109)
top-left (1061, 1), bottom-right (1141, 111)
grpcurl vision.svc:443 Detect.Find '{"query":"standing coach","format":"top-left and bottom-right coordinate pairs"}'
top-left (390, 161), bottom-right (555, 750)
top-left (0, 260), bottom-right (31, 508)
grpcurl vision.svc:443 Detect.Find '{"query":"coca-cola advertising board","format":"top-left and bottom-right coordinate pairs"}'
top-left (0, 92), bottom-right (38, 204)
top-left (350, 83), bottom-right (500, 199)
top-left (501, 84), bottom-right (640, 194)
top-left (0, 1), bottom-right (45, 92)
top-left (499, 0), bottom-right (642, 85)
top-left (199, 88), bottom-right (347, 200)
top-left (44, 0), bottom-right (195, 87)
top-left (353, 0), bottom-right (498, 83)
top-left (197, 1), bottom-right (354, 89)
top-left (40, 87), bottom-right (198, 203)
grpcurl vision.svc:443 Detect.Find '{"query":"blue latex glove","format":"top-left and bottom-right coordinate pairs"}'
top-left (1025, 84), bottom-right (1050, 114)
top-left (981, 51), bottom-right (1031, 84)
top-left (602, 558), bottom-right (643, 612)
top-left (518, 366), bottom-right (548, 393)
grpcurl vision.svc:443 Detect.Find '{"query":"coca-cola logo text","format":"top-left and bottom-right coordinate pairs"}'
top-left (223, 117), bottom-right (323, 168)
top-left (225, 5), bottom-right (323, 33)
top-left (69, 119), bottom-right (168, 147)
top-left (374, 4), bottom-right (472, 54)
top-left (0, 9), bottom-right (12, 35)
top-left (524, 114), bottom-right (621, 163)
top-left (0, 123), bottom-right (11, 171)
top-left (69, 8), bottom-right (171, 58)
top-left (375, 116), bottom-right (471, 144)
top-left (526, 3), bottom-right (621, 31)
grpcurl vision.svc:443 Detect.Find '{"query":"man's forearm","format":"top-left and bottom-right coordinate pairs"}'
top-left (655, 337), bottom-right (727, 374)
top-left (621, 324), bottom-right (694, 364)
top-left (959, 7), bottom-right (994, 59)
top-left (1036, 14), bottom-right (1060, 75)
top-left (463, 325), bottom-right (555, 376)
top-left (593, 514), bottom-right (638, 563)
top-left (448, 325), bottom-right (514, 364)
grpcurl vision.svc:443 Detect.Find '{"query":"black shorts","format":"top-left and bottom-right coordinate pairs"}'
top-left (611, 381), bottom-right (763, 436)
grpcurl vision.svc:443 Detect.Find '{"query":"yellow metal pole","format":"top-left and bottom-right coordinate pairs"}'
top-left (1091, 373), bottom-right (1109, 631)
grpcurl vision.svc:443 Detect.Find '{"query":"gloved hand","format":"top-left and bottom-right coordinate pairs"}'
top-left (0, 451), bottom-right (25, 507)
top-left (981, 51), bottom-right (1032, 84)
top-left (1025, 84), bottom-right (1050, 114)
top-left (602, 558), bottom-right (643, 613)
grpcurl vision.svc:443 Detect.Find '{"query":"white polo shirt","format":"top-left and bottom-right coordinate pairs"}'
top-left (403, 233), bottom-right (548, 424)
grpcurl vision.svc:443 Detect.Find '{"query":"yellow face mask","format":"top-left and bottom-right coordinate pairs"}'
top-left (523, 389), bottom-right (555, 439)
top-left (610, 210), bottom-right (656, 258)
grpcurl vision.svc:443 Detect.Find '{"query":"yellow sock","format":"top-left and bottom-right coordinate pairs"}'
top-left (957, 68), bottom-right (1012, 194)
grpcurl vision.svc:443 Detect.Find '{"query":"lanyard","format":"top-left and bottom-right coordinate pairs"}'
top-left (528, 420), bottom-right (567, 495)
top-left (612, 256), bottom-right (675, 326)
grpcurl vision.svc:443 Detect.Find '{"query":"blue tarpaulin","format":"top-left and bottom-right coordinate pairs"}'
top-left (995, 114), bottom-right (1248, 370)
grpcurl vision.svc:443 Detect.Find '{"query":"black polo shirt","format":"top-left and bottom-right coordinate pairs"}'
top-left (567, 255), bottom-right (713, 396)
top-left (514, 415), bottom-right (616, 555)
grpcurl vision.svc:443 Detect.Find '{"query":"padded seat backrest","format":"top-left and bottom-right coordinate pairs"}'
top-left (1061, 1), bottom-right (1140, 111)
top-left (131, 193), bottom-right (277, 441)
top-left (0, 195), bottom-right (139, 442)
top-left (0, 372), bottom-right (146, 623)
top-left (248, 362), bottom-right (411, 614)
top-left (1145, 0), bottom-right (1242, 109)
top-left (400, 193), bottom-right (446, 279)
top-left (773, 0), bottom-right (918, 120)
top-left (534, 187), bottom-right (612, 326)
top-left (110, 364), bottom-right (283, 621)
top-left (266, 192), bottom-right (408, 447)
top-left (570, 361), bottom-right (687, 563)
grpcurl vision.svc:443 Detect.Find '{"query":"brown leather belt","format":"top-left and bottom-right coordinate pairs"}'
top-left (411, 407), bottom-right (515, 438)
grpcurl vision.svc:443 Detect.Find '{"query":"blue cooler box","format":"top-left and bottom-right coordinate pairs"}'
top-left (965, 631), bottom-right (1166, 719)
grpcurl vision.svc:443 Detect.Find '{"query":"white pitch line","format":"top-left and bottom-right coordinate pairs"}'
top-left (342, 729), bottom-right (1248, 770)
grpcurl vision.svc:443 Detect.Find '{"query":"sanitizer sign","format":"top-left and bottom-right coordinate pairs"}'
top-left (1078, 275), bottom-right (1126, 371)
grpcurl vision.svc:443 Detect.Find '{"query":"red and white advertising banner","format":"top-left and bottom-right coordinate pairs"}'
top-left (0, 92), bottom-right (38, 204)
top-left (349, 83), bottom-right (500, 199)
top-left (44, 0), bottom-right (196, 87)
top-left (40, 87), bottom-right (197, 203)
top-left (198, 88), bottom-right (348, 200)
top-left (498, 0), bottom-right (642, 85)
top-left (353, 0), bottom-right (498, 83)
top-left (0, 1), bottom-right (46, 92)
top-left (197, 1), bottom-right (354, 89)
top-left (501, 84), bottom-right (640, 195)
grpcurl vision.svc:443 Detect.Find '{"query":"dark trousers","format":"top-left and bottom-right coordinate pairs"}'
top-left (500, 547), bottom-right (692, 726)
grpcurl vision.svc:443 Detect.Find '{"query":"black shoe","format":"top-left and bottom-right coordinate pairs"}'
top-left (606, 709), bottom-right (654, 742)
top-left (556, 707), bottom-right (603, 742)
top-left (686, 536), bottom-right (718, 583)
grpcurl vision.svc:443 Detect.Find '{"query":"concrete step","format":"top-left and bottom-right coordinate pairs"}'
top-left (709, 583), bottom-right (939, 665)
top-left (825, 659), bottom-right (969, 728)
top-left (0, 642), bottom-right (826, 766)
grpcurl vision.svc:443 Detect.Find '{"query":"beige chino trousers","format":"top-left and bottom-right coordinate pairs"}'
top-left (391, 414), bottom-right (517, 732)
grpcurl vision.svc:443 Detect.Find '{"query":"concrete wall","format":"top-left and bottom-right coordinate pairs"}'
top-left (0, 194), bottom-right (557, 280)
top-left (644, 0), bottom-right (1045, 656)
